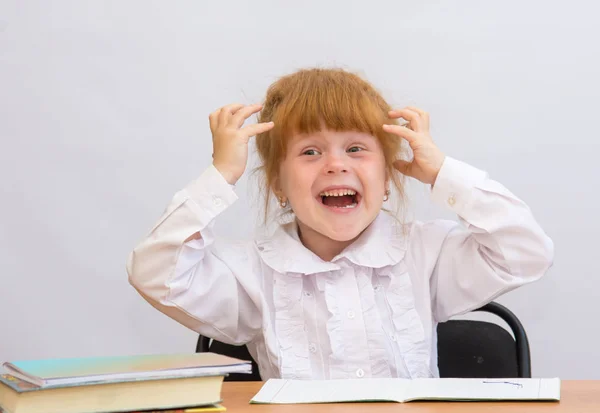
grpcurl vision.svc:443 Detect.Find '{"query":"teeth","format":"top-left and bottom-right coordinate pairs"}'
top-left (319, 189), bottom-right (357, 197)
top-left (323, 202), bottom-right (358, 209)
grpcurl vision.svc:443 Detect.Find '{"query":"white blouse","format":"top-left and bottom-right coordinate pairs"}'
top-left (127, 157), bottom-right (553, 380)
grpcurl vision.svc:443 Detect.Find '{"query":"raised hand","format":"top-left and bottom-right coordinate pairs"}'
top-left (383, 107), bottom-right (446, 186)
top-left (210, 103), bottom-right (274, 185)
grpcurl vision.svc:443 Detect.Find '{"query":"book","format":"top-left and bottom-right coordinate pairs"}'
top-left (0, 404), bottom-right (226, 413)
top-left (250, 378), bottom-right (561, 404)
top-left (0, 373), bottom-right (224, 413)
top-left (2, 353), bottom-right (251, 387)
top-left (0, 352), bottom-right (250, 413)
top-left (129, 404), bottom-right (226, 412)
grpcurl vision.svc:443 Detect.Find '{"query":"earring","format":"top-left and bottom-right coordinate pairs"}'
top-left (383, 189), bottom-right (390, 202)
top-left (279, 197), bottom-right (288, 208)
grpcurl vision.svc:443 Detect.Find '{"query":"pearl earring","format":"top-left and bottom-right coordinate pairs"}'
top-left (279, 197), bottom-right (288, 208)
top-left (383, 189), bottom-right (391, 202)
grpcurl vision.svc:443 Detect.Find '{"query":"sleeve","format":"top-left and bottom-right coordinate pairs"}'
top-left (413, 157), bottom-right (554, 322)
top-left (126, 165), bottom-right (262, 345)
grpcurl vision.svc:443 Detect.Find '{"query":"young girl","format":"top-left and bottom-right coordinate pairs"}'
top-left (127, 68), bottom-right (553, 380)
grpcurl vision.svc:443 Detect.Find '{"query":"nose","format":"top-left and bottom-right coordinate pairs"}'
top-left (323, 153), bottom-right (348, 175)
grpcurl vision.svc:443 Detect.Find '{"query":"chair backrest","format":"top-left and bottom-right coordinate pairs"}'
top-left (436, 301), bottom-right (531, 378)
top-left (196, 301), bottom-right (530, 380)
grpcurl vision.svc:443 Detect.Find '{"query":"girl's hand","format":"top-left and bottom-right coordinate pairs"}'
top-left (383, 106), bottom-right (446, 186)
top-left (210, 103), bottom-right (274, 185)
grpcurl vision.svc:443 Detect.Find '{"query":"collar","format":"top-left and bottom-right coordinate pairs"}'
top-left (255, 211), bottom-right (408, 275)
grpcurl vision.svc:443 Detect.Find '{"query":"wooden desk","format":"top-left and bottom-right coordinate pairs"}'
top-left (220, 381), bottom-right (599, 412)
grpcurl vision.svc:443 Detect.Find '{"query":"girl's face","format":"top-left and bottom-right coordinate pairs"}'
top-left (277, 129), bottom-right (388, 260)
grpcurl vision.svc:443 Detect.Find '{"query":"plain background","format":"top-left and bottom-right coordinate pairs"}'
top-left (1, 1), bottom-right (598, 378)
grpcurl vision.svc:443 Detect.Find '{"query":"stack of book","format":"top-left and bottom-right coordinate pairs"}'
top-left (0, 352), bottom-right (251, 413)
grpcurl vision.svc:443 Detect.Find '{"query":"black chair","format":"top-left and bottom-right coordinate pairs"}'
top-left (196, 301), bottom-right (530, 380)
top-left (437, 301), bottom-right (531, 378)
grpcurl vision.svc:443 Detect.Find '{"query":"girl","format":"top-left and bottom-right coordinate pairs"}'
top-left (127, 68), bottom-right (553, 380)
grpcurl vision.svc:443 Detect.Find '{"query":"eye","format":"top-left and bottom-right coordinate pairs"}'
top-left (302, 149), bottom-right (320, 156)
top-left (347, 146), bottom-right (363, 153)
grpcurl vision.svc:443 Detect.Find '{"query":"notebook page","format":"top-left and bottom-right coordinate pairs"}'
top-left (251, 378), bottom-right (407, 404)
top-left (405, 378), bottom-right (561, 401)
top-left (539, 378), bottom-right (562, 400)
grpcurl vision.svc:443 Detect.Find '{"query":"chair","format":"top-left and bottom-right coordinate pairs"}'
top-left (196, 301), bottom-right (530, 380)
top-left (436, 301), bottom-right (531, 378)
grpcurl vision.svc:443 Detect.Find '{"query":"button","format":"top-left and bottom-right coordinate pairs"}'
top-left (356, 368), bottom-right (365, 378)
top-left (389, 333), bottom-right (397, 342)
top-left (213, 196), bottom-right (223, 206)
top-left (447, 194), bottom-right (456, 206)
top-left (309, 343), bottom-right (317, 353)
top-left (374, 285), bottom-right (382, 292)
top-left (304, 291), bottom-right (312, 298)
top-left (347, 310), bottom-right (355, 319)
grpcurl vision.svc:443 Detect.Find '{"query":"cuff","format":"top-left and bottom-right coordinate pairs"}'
top-left (182, 165), bottom-right (239, 226)
top-left (430, 157), bottom-right (487, 216)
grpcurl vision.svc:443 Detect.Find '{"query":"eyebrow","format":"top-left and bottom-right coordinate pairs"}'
top-left (294, 132), bottom-right (375, 144)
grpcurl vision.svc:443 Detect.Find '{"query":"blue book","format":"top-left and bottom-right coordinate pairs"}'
top-left (2, 353), bottom-right (250, 387)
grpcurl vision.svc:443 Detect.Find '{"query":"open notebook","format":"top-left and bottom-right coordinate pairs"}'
top-left (251, 378), bottom-right (561, 404)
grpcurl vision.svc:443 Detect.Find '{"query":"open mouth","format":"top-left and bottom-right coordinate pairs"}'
top-left (318, 188), bottom-right (362, 210)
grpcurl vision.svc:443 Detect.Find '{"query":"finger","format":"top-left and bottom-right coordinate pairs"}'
top-left (388, 108), bottom-right (423, 132)
top-left (209, 110), bottom-right (220, 131)
top-left (389, 106), bottom-right (424, 115)
top-left (242, 121), bottom-right (275, 138)
top-left (387, 112), bottom-right (411, 128)
top-left (218, 103), bottom-right (244, 126)
top-left (405, 106), bottom-right (430, 129)
top-left (231, 104), bottom-right (263, 128)
top-left (393, 159), bottom-right (413, 176)
top-left (382, 123), bottom-right (419, 145)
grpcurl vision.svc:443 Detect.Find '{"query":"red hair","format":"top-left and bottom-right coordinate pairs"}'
top-left (255, 68), bottom-right (406, 220)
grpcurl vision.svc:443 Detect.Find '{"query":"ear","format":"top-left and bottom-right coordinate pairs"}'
top-left (271, 175), bottom-right (284, 199)
top-left (384, 170), bottom-right (391, 191)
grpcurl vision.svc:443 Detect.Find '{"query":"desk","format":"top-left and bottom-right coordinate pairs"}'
top-left (220, 381), bottom-right (598, 412)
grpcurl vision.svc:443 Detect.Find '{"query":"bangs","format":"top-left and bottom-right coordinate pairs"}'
top-left (265, 69), bottom-right (393, 146)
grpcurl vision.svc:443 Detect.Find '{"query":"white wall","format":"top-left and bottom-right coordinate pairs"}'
top-left (1, 0), bottom-right (598, 379)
